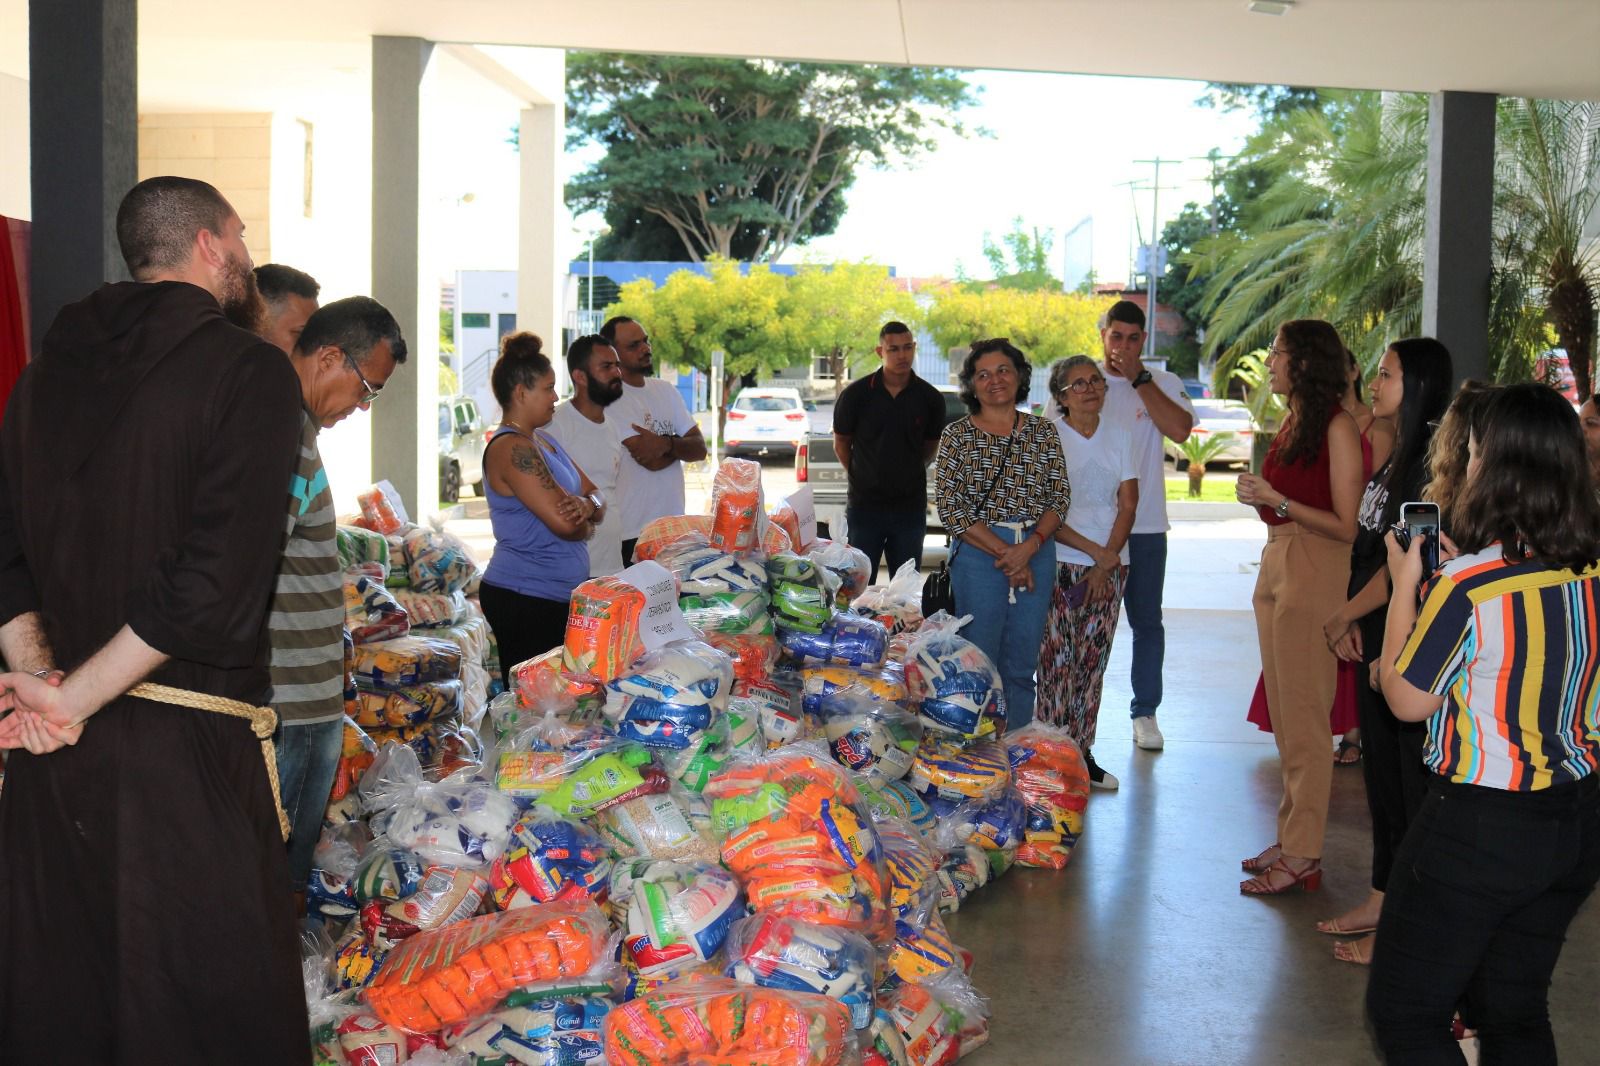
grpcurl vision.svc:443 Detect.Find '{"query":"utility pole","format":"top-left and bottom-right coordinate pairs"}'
top-left (1134, 157), bottom-right (1184, 359)
top-left (1190, 149), bottom-right (1236, 236)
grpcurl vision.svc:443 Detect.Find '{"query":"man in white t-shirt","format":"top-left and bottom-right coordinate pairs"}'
top-left (1096, 300), bottom-right (1195, 752)
top-left (600, 316), bottom-right (709, 563)
top-left (547, 334), bottom-right (626, 576)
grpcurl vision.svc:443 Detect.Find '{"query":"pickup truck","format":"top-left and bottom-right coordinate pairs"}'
top-left (796, 385), bottom-right (968, 538)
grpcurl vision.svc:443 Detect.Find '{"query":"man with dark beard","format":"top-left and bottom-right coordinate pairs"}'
top-left (0, 176), bottom-right (308, 1063)
top-left (547, 334), bottom-right (625, 575)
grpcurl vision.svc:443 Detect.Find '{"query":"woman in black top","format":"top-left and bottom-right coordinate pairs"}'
top-left (1317, 337), bottom-right (1453, 963)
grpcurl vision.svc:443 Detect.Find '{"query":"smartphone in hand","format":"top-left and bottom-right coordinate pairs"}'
top-left (1400, 501), bottom-right (1441, 575)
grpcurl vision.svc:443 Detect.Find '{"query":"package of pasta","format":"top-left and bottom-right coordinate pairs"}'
top-left (706, 631), bottom-right (780, 684)
top-left (851, 560), bottom-right (926, 636)
top-left (1004, 723), bottom-right (1090, 869)
top-left (610, 858), bottom-right (745, 976)
top-left (708, 457), bottom-right (767, 555)
top-left (606, 640), bottom-right (734, 752)
top-left (704, 745), bottom-right (890, 943)
top-left (594, 788), bottom-right (721, 865)
top-left (908, 736), bottom-right (1012, 807)
top-left (489, 810), bottom-right (612, 911)
top-left (603, 977), bottom-right (859, 1066)
top-left (355, 481), bottom-right (409, 535)
top-left (768, 552), bottom-right (839, 634)
top-left (344, 566), bottom-right (411, 645)
top-left (807, 539), bottom-right (873, 607)
top-left (365, 900), bottom-right (609, 1034)
top-left (900, 612), bottom-right (1004, 740)
top-left (330, 716), bottom-right (379, 804)
top-left (724, 912), bottom-right (877, 1031)
top-left (779, 612), bottom-right (889, 669)
top-left (349, 679), bottom-right (463, 730)
top-left (402, 524), bottom-right (479, 594)
top-left (800, 665), bottom-right (907, 717)
top-left (822, 692), bottom-right (922, 784)
top-left (352, 635), bottom-right (462, 690)
top-left (338, 524), bottom-right (393, 571)
top-left (562, 576), bottom-right (647, 683)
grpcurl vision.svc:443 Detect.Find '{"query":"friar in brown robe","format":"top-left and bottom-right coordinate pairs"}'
top-left (0, 177), bottom-right (310, 1064)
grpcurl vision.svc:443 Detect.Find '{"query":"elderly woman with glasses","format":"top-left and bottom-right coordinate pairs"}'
top-left (934, 338), bottom-right (1069, 732)
top-left (1035, 356), bottom-right (1139, 789)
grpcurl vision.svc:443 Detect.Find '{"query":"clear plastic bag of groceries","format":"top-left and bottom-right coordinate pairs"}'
top-left (603, 975), bottom-right (861, 1066)
top-left (734, 673), bottom-right (820, 751)
top-left (778, 611), bottom-right (889, 669)
top-left (908, 735), bottom-right (1013, 809)
top-left (360, 741), bottom-right (518, 867)
top-left (851, 559), bottom-right (926, 635)
top-left (609, 857), bottom-right (745, 976)
top-left (605, 639), bottom-right (734, 752)
top-left (658, 534), bottom-right (775, 636)
top-left (365, 899), bottom-right (611, 1033)
top-left (306, 820), bottom-right (369, 923)
top-left (704, 742), bottom-right (890, 945)
top-left (351, 634), bottom-right (463, 690)
top-left (819, 688), bottom-right (923, 783)
top-left (1004, 721), bottom-right (1091, 869)
top-left (799, 664), bottom-right (907, 718)
top-left (489, 807), bottom-right (613, 911)
top-left (441, 985), bottom-right (618, 1063)
top-left (708, 457), bottom-right (767, 555)
top-left (507, 648), bottom-right (608, 729)
top-left (591, 781), bottom-right (721, 865)
top-left (767, 552), bottom-right (841, 634)
top-left (401, 523), bottom-right (479, 594)
top-left (875, 817), bottom-right (942, 930)
top-left (900, 612), bottom-right (1005, 739)
top-left (344, 564), bottom-right (411, 645)
top-left (807, 538), bottom-right (872, 607)
top-left (724, 912), bottom-right (877, 1031)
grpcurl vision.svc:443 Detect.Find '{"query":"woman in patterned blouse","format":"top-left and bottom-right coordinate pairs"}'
top-left (935, 338), bottom-right (1070, 731)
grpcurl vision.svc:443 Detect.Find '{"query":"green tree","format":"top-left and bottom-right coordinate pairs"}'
top-left (567, 54), bottom-right (975, 263)
top-left (981, 218), bottom-right (1059, 291)
top-left (779, 262), bottom-right (917, 396)
top-left (924, 287), bottom-right (1109, 369)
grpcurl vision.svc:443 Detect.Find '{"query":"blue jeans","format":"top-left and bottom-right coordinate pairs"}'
top-left (275, 718), bottom-right (345, 892)
top-left (846, 507), bottom-right (926, 585)
top-left (1124, 532), bottom-right (1168, 719)
top-left (950, 523), bottom-right (1057, 732)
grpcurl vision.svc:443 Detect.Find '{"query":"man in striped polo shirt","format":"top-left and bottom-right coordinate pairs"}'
top-left (273, 294), bottom-right (406, 905)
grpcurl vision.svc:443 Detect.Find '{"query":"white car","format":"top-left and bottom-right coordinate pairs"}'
top-left (1164, 400), bottom-right (1256, 468)
top-left (724, 387), bottom-right (809, 456)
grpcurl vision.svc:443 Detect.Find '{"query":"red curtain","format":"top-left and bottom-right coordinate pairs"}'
top-left (0, 216), bottom-right (31, 416)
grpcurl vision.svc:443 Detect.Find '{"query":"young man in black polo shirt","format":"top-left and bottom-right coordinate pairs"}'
top-left (832, 321), bottom-right (947, 583)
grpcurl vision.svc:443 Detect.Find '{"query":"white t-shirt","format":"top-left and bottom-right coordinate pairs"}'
top-left (1098, 368), bottom-right (1195, 534)
top-left (547, 400), bottom-right (625, 576)
top-left (1053, 416), bottom-right (1139, 566)
top-left (610, 377), bottom-right (697, 538)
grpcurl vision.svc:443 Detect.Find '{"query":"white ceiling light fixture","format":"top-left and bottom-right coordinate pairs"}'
top-left (1248, 0), bottom-right (1296, 14)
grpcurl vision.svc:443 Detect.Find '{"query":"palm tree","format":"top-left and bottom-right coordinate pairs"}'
top-left (1175, 432), bottom-right (1237, 497)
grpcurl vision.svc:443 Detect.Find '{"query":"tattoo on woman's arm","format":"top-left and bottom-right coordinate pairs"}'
top-left (510, 441), bottom-right (558, 492)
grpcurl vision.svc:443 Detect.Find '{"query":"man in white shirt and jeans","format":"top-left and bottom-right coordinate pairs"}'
top-left (1096, 300), bottom-right (1195, 752)
top-left (600, 315), bottom-right (709, 563)
top-left (547, 334), bottom-right (626, 576)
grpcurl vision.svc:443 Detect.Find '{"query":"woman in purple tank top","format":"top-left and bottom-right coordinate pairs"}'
top-left (477, 332), bottom-right (608, 686)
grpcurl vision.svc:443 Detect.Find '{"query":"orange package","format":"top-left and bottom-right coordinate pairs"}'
top-left (1005, 724), bottom-right (1090, 870)
top-left (705, 632), bottom-right (779, 684)
top-left (708, 458), bottom-right (764, 554)
top-left (365, 901), bottom-right (608, 1034)
top-left (603, 978), bottom-right (852, 1066)
top-left (329, 717), bottom-right (378, 803)
top-left (636, 515), bottom-right (791, 563)
top-left (562, 576), bottom-right (647, 682)
top-left (354, 484), bottom-right (407, 535)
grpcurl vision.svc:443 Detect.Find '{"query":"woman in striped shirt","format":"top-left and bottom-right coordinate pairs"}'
top-left (1369, 383), bottom-right (1600, 1063)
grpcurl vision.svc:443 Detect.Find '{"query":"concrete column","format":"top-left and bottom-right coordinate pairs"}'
top-left (518, 98), bottom-right (565, 407)
top-left (28, 0), bottom-right (137, 351)
top-left (371, 36), bottom-right (435, 518)
top-left (1422, 91), bottom-right (1496, 385)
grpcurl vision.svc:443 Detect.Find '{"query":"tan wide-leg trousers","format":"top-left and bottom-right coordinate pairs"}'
top-left (1253, 522), bottom-right (1351, 859)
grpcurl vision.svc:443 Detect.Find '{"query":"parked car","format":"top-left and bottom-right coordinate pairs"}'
top-left (1181, 377), bottom-right (1213, 400)
top-left (724, 387), bottom-right (809, 457)
top-left (797, 384), bottom-right (968, 536)
top-left (1163, 399), bottom-right (1255, 468)
top-left (439, 395), bottom-right (486, 503)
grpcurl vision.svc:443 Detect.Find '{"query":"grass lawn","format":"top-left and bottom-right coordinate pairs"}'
top-left (1164, 472), bottom-right (1242, 503)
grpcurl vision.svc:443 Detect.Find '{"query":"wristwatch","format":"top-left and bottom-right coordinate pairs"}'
top-left (1275, 498), bottom-right (1291, 519)
top-left (586, 492), bottom-right (604, 515)
top-left (1131, 369), bottom-right (1154, 388)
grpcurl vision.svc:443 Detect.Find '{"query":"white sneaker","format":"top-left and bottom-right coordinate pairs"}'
top-left (1132, 716), bottom-right (1165, 751)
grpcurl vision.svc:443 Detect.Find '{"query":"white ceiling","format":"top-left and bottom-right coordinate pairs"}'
top-left (1, 0), bottom-right (1597, 104)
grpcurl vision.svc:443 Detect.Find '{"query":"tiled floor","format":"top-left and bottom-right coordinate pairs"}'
top-left (946, 608), bottom-right (1600, 1065)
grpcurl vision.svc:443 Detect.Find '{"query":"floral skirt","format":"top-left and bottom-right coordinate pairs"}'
top-left (1035, 562), bottom-right (1128, 746)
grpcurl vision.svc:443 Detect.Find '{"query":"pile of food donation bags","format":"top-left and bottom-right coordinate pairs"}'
top-left (292, 462), bottom-right (1090, 1065)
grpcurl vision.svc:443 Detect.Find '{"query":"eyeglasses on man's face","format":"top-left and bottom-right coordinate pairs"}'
top-left (343, 349), bottom-right (383, 405)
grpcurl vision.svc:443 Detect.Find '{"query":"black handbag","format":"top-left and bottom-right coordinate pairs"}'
top-left (922, 414), bottom-right (1019, 618)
